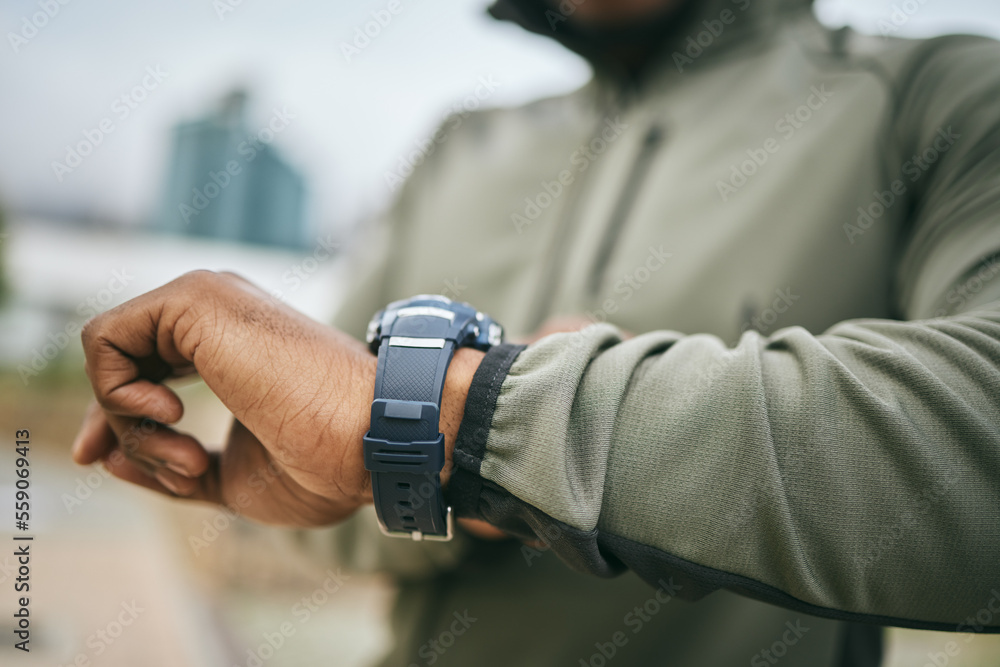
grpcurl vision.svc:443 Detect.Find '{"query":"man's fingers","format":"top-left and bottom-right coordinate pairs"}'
top-left (85, 346), bottom-right (184, 423)
top-left (150, 466), bottom-right (202, 497)
top-left (104, 413), bottom-right (211, 479)
top-left (72, 403), bottom-right (201, 478)
top-left (72, 401), bottom-right (118, 465)
top-left (101, 451), bottom-right (172, 495)
top-left (76, 407), bottom-right (216, 499)
top-left (101, 449), bottom-right (222, 503)
top-left (101, 379), bottom-right (184, 423)
top-left (81, 292), bottom-right (191, 423)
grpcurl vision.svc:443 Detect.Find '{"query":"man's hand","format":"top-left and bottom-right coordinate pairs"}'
top-left (71, 271), bottom-right (482, 528)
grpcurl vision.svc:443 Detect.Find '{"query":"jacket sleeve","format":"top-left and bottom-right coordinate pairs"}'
top-left (446, 36), bottom-right (1000, 632)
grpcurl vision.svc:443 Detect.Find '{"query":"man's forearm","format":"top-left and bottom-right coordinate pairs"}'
top-left (445, 302), bottom-right (1000, 632)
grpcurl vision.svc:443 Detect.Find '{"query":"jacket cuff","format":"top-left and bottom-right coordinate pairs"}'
top-left (446, 343), bottom-right (525, 519)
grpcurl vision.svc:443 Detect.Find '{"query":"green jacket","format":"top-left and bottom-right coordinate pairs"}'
top-left (306, 0), bottom-right (1000, 664)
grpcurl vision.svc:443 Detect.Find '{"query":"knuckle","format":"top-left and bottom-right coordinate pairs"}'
top-left (80, 315), bottom-right (102, 346)
top-left (179, 269), bottom-right (219, 289)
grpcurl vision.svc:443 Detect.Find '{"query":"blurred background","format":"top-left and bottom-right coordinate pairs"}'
top-left (1, 0), bottom-right (999, 665)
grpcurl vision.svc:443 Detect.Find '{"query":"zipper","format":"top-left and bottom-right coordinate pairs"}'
top-left (587, 124), bottom-right (665, 298)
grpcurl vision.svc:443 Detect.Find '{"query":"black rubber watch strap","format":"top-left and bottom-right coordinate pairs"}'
top-left (364, 338), bottom-right (456, 539)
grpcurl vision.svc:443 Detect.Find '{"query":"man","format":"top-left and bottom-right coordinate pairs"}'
top-left (73, 0), bottom-right (1000, 665)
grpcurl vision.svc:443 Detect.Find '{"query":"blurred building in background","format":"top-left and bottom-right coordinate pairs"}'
top-left (156, 89), bottom-right (308, 249)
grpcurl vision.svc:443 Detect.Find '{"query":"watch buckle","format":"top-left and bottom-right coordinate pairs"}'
top-left (376, 506), bottom-right (454, 542)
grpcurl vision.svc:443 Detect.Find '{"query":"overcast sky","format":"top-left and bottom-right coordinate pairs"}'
top-left (1, 0), bottom-right (998, 235)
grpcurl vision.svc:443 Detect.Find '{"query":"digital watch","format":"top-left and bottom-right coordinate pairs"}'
top-left (363, 295), bottom-right (503, 541)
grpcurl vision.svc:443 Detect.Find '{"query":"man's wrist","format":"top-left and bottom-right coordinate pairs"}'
top-left (350, 351), bottom-right (379, 508)
top-left (440, 347), bottom-right (485, 488)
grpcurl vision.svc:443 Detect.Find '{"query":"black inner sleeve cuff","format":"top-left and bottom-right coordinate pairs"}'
top-left (446, 342), bottom-right (525, 519)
